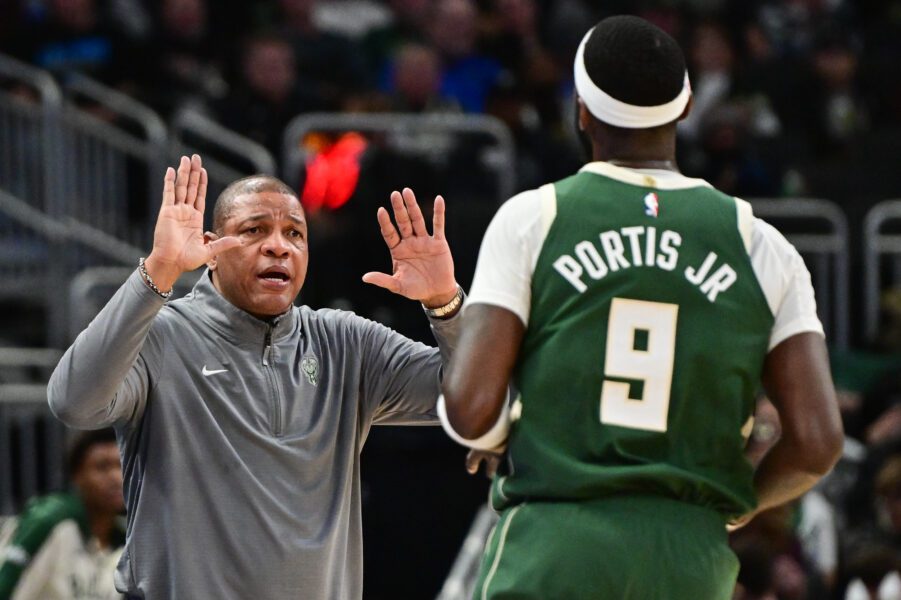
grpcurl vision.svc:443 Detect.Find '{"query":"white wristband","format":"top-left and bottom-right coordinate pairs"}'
top-left (438, 393), bottom-right (510, 451)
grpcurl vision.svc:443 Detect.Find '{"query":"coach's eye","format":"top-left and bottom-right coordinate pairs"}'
top-left (244, 227), bottom-right (260, 235)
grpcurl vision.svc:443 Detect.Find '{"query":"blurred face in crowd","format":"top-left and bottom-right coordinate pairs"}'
top-left (209, 192), bottom-right (309, 319)
top-left (814, 46), bottom-right (857, 90)
top-left (391, 0), bottom-right (432, 29)
top-left (162, 0), bottom-right (207, 40)
top-left (280, 0), bottom-right (316, 27)
top-left (495, 0), bottom-right (536, 37)
top-left (430, 0), bottom-right (477, 59)
top-left (243, 39), bottom-right (297, 104)
top-left (394, 44), bottom-right (441, 108)
top-left (73, 442), bottom-right (124, 516)
top-left (52, 0), bottom-right (97, 31)
top-left (691, 23), bottom-right (733, 74)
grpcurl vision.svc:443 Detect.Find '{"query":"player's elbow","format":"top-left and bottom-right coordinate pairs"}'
top-left (789, 416), bottom-right (844, 476)
top-left (443, 389), bottom-right (504, 440)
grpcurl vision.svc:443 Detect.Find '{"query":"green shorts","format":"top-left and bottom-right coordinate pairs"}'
top-left (474, 495), bottom-right (738, 600)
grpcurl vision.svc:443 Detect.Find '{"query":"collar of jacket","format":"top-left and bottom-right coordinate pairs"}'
top-left (188, 269), bottom-right (300, 344)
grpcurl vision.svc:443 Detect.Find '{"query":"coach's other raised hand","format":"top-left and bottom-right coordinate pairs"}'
top-left (144, 155), bottom-right (241, 292)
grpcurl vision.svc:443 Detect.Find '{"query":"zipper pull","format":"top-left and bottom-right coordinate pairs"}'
top-left (263, 328), bottom-right (273, 366)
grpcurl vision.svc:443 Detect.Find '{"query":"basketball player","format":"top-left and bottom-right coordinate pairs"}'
top-left (440, 16), bottom-right (844, 599)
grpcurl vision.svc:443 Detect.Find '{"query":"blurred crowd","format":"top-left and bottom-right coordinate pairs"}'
top-left (2, 0), bottom-right (901, 203)
top-left (3, 1), bottom-right (901, 599)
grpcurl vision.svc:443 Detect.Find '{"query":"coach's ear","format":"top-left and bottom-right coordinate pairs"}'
top-left (204, 231), bottom-right (219, 270)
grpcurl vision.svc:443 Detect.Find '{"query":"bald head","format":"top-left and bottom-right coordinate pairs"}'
top-left (213, 175), bottom-right (299, 233)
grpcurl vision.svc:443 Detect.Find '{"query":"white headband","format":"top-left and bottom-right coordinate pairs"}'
top-left (574, 27), bottom-right (691, 129)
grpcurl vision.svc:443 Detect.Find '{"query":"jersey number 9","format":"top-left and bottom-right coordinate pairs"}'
top-left (601, 298), bottom-right (679, 433)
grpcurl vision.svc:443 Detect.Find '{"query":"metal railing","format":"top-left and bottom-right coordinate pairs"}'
top-left (171, 107), bottom-right (277, 229)
top-left (751, 198), bottom-right (850, 349)
top-left (68, 266), bottom-right (201, 340)
top-left (0, 348), bottom-right (65, 515)
top-left (58, 73), bottom-right (167, 250)
top-left (864, 200), bottom-right (901, 343)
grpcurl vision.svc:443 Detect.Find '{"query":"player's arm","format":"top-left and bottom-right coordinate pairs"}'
top-left (739, 332), bottom-right (843, 525)
top-left (441, 304), bottom-right (524, 445)
top-left (733, 218), bottom-right (843, 528)
top-left (439, 188), bottom-right (545, 450)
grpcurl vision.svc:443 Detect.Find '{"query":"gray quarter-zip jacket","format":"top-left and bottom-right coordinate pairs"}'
top-left (48, 269), bottom-right (462, 599)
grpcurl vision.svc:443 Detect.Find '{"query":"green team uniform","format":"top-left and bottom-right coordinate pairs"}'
top-left (475, 166), bottom-right (776, 599)
top-left (0, 493), bottom-right (124, 600)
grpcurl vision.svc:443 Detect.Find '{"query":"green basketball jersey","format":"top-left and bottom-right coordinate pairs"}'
top-left (491, 168), bottom-right (774, 518)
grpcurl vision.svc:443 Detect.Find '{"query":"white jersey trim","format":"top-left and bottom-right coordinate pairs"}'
top-left (467, 167), bottom-right (824, 353)
top-left (736, 198), bottom-right (754, 254)
top-left (579, 161), bottom-right (713, 190)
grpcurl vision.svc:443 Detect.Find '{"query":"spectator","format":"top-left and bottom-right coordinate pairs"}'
top-left (388, 42), bottom-right (457, 113)
top-left (14, 0), bottom-right (140, 87)
top-left (428, 0), bottom-right (503, 113)
top-left (0, 429), bottom-right (125, 600)
top-left (138, 0), bottom-right (228, 116)
top-left (265, 0), bottom-right (368, 108)
top-left (214, 33), bottom-right (320, 155)
top-left (362, 0), bottom-right (433, 77)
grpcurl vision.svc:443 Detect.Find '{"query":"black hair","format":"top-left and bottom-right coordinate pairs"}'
top-left (67, 428), bottom-right (118, 476)
top-left (582, 15), bottom-right (686, 107)
top-left (213, 175), bottom-right (299, 233)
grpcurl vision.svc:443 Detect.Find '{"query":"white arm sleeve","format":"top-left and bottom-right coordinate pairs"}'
top-left (467, 187), bottom-right (554, 326)
top-left (748, 218), bottom-right (825, 350)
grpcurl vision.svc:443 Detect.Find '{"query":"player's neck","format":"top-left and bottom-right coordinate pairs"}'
top-left (590, 128), bottom-right (680, 172)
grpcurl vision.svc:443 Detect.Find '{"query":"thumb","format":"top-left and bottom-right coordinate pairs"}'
top-left (207, 236), bottom-right (243, 258)
top-left (362, 272), bottom-right (400, 293)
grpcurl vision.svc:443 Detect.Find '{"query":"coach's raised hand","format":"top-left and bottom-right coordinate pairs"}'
top-left (144, 155), bottom-right (241, 292)
top-left (362, 187), bottom-right (458, 308)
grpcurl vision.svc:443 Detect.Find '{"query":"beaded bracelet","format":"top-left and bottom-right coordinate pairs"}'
top-left (138, 257), bottom-right (173, 299)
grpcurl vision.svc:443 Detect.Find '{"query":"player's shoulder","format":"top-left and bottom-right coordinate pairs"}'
top-left (749, 214), bottom-right (801, 262)
top-left (486, 187), bottom-right (551, 241)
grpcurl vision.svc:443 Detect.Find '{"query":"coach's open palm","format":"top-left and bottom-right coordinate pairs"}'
top-left (363, 188), bottom-right (457, 307)
top-left (146, 155), bottom-right (241, 289)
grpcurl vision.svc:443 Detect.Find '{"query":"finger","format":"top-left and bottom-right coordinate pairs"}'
top-left (186, 154), bottom-right (202, 207)
top-left (195, 167), bottom-right (208, 213)
top-left (432, 195), bottom-right (446, 240)
top-left (402, 188), bottom-right (428, 237)
top-left (391, 190), bottom-right (413, 238)
top-left (376, 206), bottom-right (401, 250)
top-left (175, 156), bottom-right (190, 204)
top-left (465, 452), bottom-right (480, 475)
top-left (162, 167), bottom-right (176, 207)
top-left (207, 236), bottom-right (243, 258)
top-left (361, 272), bottom-right (400, 293)
top-left (485, 457), bottom-right (499, 478)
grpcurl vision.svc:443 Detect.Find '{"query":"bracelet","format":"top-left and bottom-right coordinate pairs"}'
top-left (423, 286), bottom-right (464, 319)
top-left (138, 257), bottom-right (173, 299)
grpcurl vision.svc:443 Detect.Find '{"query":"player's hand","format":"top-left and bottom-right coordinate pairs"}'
top-left (362, 188), bottom-right (457, 307)
top-left (145, 155), bottom-right (241, 291)
top-left (466, 448), bottom-right (504, 478)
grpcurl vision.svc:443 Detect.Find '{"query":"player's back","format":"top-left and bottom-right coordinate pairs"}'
top-left (494, 162), bottom-right (774, 518)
